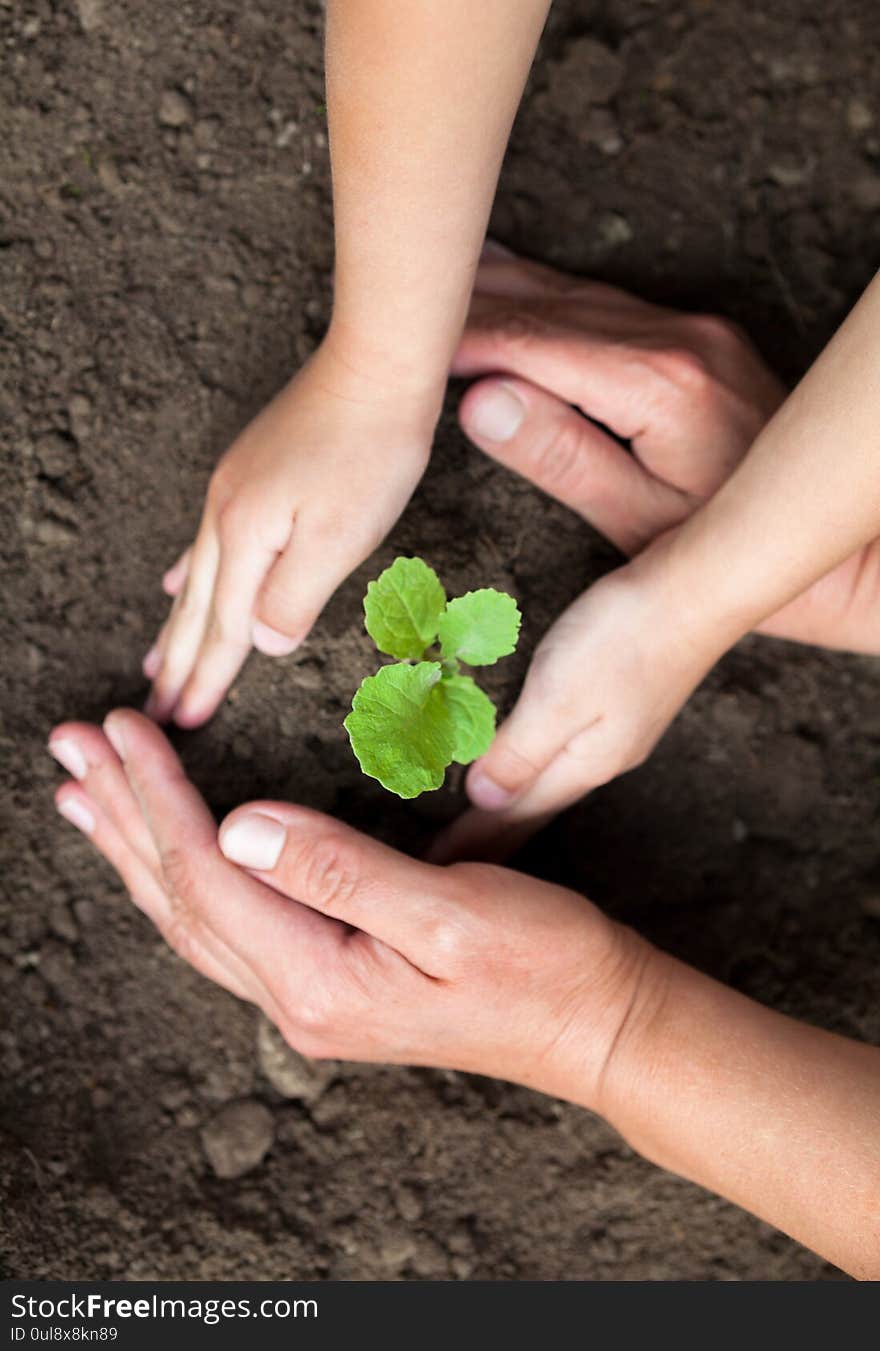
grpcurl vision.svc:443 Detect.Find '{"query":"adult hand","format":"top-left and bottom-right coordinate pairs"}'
top-left (48, 710), bottom-right (880, 1280)
top-left (47, 711), bottom-right (647, 1106)
top-left (432, 249), bottom-right (880, 861)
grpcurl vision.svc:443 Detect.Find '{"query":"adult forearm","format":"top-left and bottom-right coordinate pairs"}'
top-left (324, 0), bottom-right (550, 393)
top-left (658, 271), bottom-right (880, 649)
top-left (598, 950), bottom-right (880, 1278)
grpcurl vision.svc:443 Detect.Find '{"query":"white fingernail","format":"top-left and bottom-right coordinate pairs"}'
top-left (57, 796), bottom-right (95, 835)
top-left (103, 717), bottom-right (126, 760)
top-left (252, 621), bottom-right (301, 657)
top-left (467, 384), bottom-right (525, 442)
top-left (49, 738), bottom-right (87, 781)
top-left (220, 813), bottom-right (286, 870)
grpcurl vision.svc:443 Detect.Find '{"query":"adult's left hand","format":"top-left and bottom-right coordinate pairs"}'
top-left (47, 711), bottom-right (647, 1106)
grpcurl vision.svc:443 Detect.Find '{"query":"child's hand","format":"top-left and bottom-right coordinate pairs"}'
top-left (433, 544), bottom-right (729, 861)
top-left (145, 342), bottom-right (441, 727)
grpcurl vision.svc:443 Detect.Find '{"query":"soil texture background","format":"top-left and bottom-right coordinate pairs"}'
top-left (2, 0), bottom-right (880, 1281)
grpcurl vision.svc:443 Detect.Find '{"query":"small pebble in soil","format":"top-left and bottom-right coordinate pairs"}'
top-left (847, 97), bottom-right (874, 133)
top-left (73, 0), bottom-right (104, 31)
top-left (256, 1015), bottom-right (338, 1101)
top-left (48, 902), bottom-right (79, 944)
top-left (158, 89), bottom-right (193, 128)
top-left (593, 211), bottom-right (633, 251)
top-left (34, 518), bottom-right (78, 547)
top-left (72, 899), bottom-right (96, 926)
top-left (67, 394), bottom-right (92, 443)
top-left (35, 433), bottom-right (76, 478)
top-left (392, 1184), bottom-right (423, 1223)
top-left (201, 1099), bottom-right (274, 1179)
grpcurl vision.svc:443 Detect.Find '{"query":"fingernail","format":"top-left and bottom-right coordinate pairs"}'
top-left (142, 645), bottom-right (162, 679)
top-left (220, 813), bottom-right (286, 870)
top-left (57, 796), bottom-right (95, 835)
top-left (48, 738), bottom-right (87, 781)
top-left (103, 717), bottom-right (126, 760)
top-left (480, 237), bottom-right (515, 259)
top-left (467, 770), bottom-right (514, 811)
top-left (466, 384), bottom-right (525, 443)
top-left (252, 621), bottom-right (300, 657)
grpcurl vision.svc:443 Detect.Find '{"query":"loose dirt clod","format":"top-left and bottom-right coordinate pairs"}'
top-left (200, 1100), bottom-right (274, 1180)
top-left (158, 89), bottom-right (193, 128)
top-left (256, 1016), bottom-right (337, 1102)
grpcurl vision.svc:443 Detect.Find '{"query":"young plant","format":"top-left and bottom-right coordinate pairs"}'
top-left (344, 556), bottom-right (521, 798)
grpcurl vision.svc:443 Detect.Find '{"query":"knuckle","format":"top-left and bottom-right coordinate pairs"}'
top-left (424, 915), bottom-right (470, 969)
top-left (297, 833), bottom-right (361, 915)
top-left (206, 462), bottom-right (236, 512)
top-left (160, 844), bottom-right (201, 907)
top-left (161, 911), bottom-right (202, 969)
top-left (650, 345), bottom-right (714, 398)
top-left (290, 984), bottom-right (335, 1038)
top-left (526, 415), bottom-right (587, 490)
top-left (216, 496), bottom-right (253, 546)
top-left (492, 306), bottom-right (551, 349)
top-left (687, 312), bottom-right (746, 351)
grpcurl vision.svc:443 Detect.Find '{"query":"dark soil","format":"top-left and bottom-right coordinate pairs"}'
top-left (3, 0), bottom-right (880, 1281)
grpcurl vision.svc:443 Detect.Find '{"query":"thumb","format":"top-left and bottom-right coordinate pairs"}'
top-left (464, 655), bottom-right (586, 812)
top-left (459, 376), bottom-right (688, 556)
top-left (218, 800), bottom-right (455, 971)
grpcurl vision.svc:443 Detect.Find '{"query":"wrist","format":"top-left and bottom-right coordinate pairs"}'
top-left (525, 915), bottom-right (662, 1115)
top-left (590, 940), bottom-right (678, 1132)
top-left (320, 316), bottom-right (450, 414)
top-left (624, 532), bottom-right (751, 670)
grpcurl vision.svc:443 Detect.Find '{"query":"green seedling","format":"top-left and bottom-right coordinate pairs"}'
top-left (344, 556), bottom-right (521, 799)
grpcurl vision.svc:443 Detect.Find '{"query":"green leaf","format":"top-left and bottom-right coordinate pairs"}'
top-left (440, 674), bottom-right (496, 764)
top-left (363, 556), bottom-right (447, 660)
top-left (344, 661), bottom-right (454, 798)
top-left (438, 588), bottom-right (521, 666)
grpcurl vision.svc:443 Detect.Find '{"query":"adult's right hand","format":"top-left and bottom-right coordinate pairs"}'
top-left (433, 249), bottom-right (880, 863)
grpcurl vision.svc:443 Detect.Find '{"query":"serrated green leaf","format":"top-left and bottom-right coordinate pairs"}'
top-left (344, 661), bottom-right (454, 798)
top-left (440, 674), bottom-right (496, 764)
top-left (363, 556), bottom-right (447, 660)
top-left (438, 588), bottom-right (521, 666)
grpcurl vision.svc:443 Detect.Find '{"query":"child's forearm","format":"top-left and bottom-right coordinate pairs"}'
top-left (657, 271), bottom-right (880, 654)
top-left (324, 0), bottom-right (551, 397)
top-left (599, 951), bottom-right (880, 1278)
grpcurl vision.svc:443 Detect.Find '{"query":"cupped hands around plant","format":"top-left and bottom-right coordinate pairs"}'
top-left (47, 710), bottom-right (642, 1107)
top-left (143, 338), bottom-right (443, 730)
top-left (433, 246), bottom-right (880, 862)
